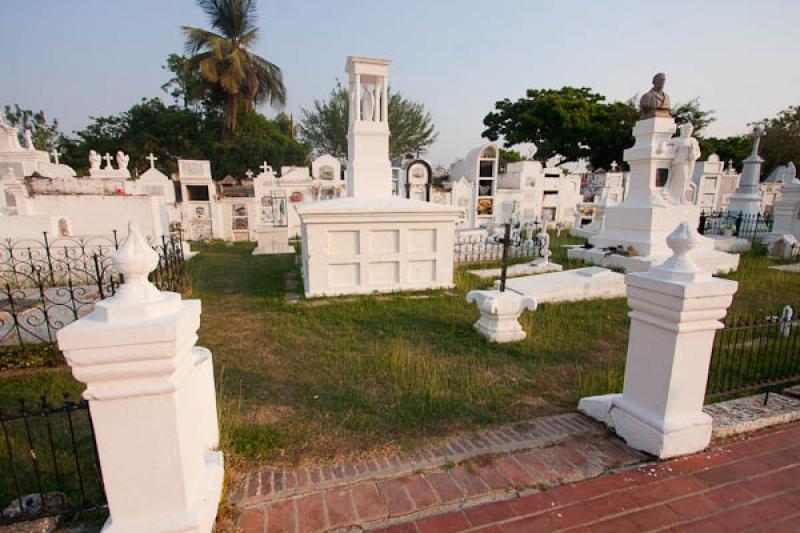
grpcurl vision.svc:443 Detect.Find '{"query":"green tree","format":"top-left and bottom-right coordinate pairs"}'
top-left (498, 148), bottom-right (523, 171)
top-left (671, 98), bottom-right (715, 137)
top-left (299, 81), bottom-right (438, 160)
top-left (482, 87), bottom-right (639, 169)
top-left (58, 97), bottom-right (307, 177)
top-left (3, 104), bottom-right (60, 151)
top-left (182, 0), bottom-right (286, 136)
top-left (699, 135), bottom-right (751, 172)
top-left (761, 105), bottom-right (800, 176)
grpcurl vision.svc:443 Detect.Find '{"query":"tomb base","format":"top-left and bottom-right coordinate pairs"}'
top-left (496, 267), bottom-right (626, 303)
top-left (253, 226), bottom-right (293, 255)
top-left (567, 246), bottom-right (739, 274)
top-left (296, 197), bottom-right (461, 297)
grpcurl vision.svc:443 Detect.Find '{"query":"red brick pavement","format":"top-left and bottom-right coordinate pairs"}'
top-left (234, 414), bottom-right (644, 532)
top-left (381, 420), bottom-right (800, 532)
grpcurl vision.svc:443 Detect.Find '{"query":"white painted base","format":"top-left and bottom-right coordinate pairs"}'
top-left (468, 259), bottom-right (562, 280)
top-left (613, 398), bottom-right (712, 459)
top-left (566, 246), bottom-right (739, 274)
top-left (102, 450), bottom-right (224, 533)
top-left (579, 394), bottom-right (713, 459)
top-left (253, 227), bottom-right (293, 255)
top-left (706, 235), bottom-right (751, 253)
top-left (496, 267), bottom-right (626, 304)
top-left (466, 289), bottom-right (537, 343)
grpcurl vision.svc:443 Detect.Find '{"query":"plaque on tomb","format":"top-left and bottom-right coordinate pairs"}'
top-left (290, 191), bottom-right (304, 202)
top-left (477, 198), bottom-right (493, 215)
top-left (656, 168), bottom-right (669, 188)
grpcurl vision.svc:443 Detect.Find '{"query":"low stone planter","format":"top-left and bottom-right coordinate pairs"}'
top-left (466, 289), bottom-right (537, 343)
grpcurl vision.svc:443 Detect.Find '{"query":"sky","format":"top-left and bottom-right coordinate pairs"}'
top-left (2, 0), bottom-right (799, 167)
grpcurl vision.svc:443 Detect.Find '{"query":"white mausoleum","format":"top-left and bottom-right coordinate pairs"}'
top-left (296, 57), bottom-right (461, 297)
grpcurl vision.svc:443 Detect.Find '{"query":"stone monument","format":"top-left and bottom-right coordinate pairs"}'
top-left (296, 57), bottom-right (461, 297)
top-left (725, 123), bottom-right (765, 218)
top-left (567, 74), bottom-right (739, 274)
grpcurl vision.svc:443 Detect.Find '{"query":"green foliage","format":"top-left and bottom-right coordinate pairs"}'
top-left (499, 148), bottom-right (523, 171)
top-left (59, 97), bottom-right (308, 177)
top-left (482, 87), bottom-right (639, 169)
top-left (671, 98), bottom-right (715, 137)
top-left (700, 135), bottom-right (751, 172)
top-left (761, 105), bottom-right (800, 176)
top-left (0, 344), bottom-right (64, 371)
top-left (182, 0), bottom-right (286, 136)
top-left (299, 81), bottom-right (438, 160)
top-left (3, 104), bottom-right (60, 151)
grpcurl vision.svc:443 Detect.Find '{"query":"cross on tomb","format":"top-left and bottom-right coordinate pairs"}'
top-left (147, 153), bottom-right (158, 169)
top-left (259, 161), bottom-right (270, 174)
top-left (103, 152), bottom-right (114, 169)
top-left (245, 170), bottom-right (254, 180)
top-left (51, 148), bottom-right (59, 165)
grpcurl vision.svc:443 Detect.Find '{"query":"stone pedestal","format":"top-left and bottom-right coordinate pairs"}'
top-left (57, 224), bottom-right (223, 532)
top-left (570, 115), bottom-right (739, 274)
top-left (253, 226), bottom-right (293, 255)
top-left (466, 289), bottom-right (537, 343)
top-left (579, 223), bottom-right (738, 458)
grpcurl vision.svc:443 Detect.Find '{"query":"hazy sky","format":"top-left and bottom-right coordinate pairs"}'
top-left (2, 0), bottom-right (799, 166)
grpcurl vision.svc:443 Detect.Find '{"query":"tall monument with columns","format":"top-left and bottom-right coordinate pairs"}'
top-left (568, 74), bottom-right (739, 274)
top-left (346, 57), bottom-right (392, 198)
top-left (296, 56), bottom-right (461, 297)
top-left (725, 123), bottom-right (765, 217)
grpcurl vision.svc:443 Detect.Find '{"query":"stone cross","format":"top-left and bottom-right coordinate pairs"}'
top-left (103, 152), bottom-right (114, 169)
top-left (51, 148), bottom-right (59, 165)
top-left (245, 170), bottom-right (254, 180)
top-left (610, 161), bottom-right (618, 172)
top-left (749, 123), bottom-right (766, 156)
top-left (260, 161), bottom-right (270, 174)
top-left (147, 153), bottom-right (158, 169)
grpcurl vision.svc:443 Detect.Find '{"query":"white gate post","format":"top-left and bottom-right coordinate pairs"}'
top-left (57, 223), bottom-right (223, 532)
top-left (579, 222), bottom-right (738, 458)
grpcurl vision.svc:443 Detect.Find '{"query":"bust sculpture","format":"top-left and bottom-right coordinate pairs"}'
top-left (639, 73), bottom-right (671, 119)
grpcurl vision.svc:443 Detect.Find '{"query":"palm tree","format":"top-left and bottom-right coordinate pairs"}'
top-left (183, 0), bottom-right (286, 137)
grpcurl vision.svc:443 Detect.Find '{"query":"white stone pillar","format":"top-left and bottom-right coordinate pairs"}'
top-left (726, 125), bottom-right (765, 218)
top-left (382, 78), bottom-right (388, 123)
top-left (579, 223), bottom-right (738, 458)
top-left (57, 223), bottom-right (223, 532)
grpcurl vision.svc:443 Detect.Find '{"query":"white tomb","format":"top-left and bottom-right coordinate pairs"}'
top-left (296, 57), bottom-right (461, 297)
top-left (568, 75), bottom-right (739, 274)
top-left (495, 266), bottom-right (626, 304)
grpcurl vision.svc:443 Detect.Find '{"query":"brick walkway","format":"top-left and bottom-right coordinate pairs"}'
top-left (234, 413), bottom-right (645, 532)
top-left (380, 420), bottom-right (800, 532)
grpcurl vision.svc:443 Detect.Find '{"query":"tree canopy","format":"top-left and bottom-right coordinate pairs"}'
top-left (182, 0), bottom-right (286, 136)
top-left (3, 104), bottom-right (60, 151)
top-left (482, 88), bottom-right (718, 170)
top-left (482, 87), bottom-right (638, 169)
top-left (299, 81), bottom-right (438, 160)
top-left (761, 105), bottom-right (800, 176)
top-left (58, 97), bottom-right (308, 176)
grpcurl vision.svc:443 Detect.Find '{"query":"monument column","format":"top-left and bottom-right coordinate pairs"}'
top-left (726, 124), bottom-right (765, 218)
top-left (345, 56), bottom-right (392, 198)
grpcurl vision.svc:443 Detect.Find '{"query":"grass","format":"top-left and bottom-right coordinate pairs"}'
top-left (0, 233), bottom-right (798, 472)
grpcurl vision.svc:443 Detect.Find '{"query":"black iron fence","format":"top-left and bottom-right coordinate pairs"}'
top-left (698, 210), bottom-right (773, 242)
top-left (706, 310), bottom-right (800, 399)
top-left (1, 395), bottom-right (106, 525)
top-left (454, 227), bottom-right (546, 265)
top-left (1, 232), bottom-right (188, 348)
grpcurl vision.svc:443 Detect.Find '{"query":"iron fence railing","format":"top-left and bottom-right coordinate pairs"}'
top-left (0, 232), bottom-right (188, 347)
top-left (698, 210), bottom-right (773, 242)
top-left (706, 309), bottom-right (800, 399)
top-left (0, 395), bottom-right (106, 525)
top-left (454, 229), bottom-right (546, 265)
